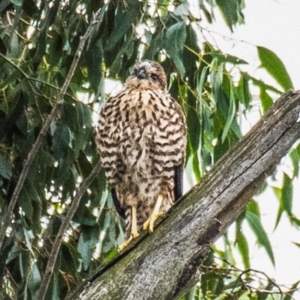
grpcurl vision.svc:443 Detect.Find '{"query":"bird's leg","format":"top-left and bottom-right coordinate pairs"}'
top-left (131, 205), bottom-right (139, 238)
top-left (118, 205), bottom-right (139, 252)
top-left (143, 194), bottom-right (164, 233)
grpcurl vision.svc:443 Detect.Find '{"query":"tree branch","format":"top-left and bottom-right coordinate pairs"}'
top-left (68, 90), bottom-right (300, 300)
top-left (37, 160), bottom-right (102, 300)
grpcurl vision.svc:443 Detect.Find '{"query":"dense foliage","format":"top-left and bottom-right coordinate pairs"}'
top-left (0, 0), bottom-right (299, 299)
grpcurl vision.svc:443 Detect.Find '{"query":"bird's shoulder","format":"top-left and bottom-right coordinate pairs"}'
top-left (102, 87), bottom-right (181, 112)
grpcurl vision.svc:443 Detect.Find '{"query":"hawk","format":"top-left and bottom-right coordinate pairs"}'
top-left (96, 60), bottom-right (186, 251)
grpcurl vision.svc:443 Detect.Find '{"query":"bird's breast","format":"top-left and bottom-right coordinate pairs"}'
top-left (99, 88), bottom-right (185, 186)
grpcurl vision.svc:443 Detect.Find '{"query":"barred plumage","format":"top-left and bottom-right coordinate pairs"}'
top-left (96, 60), bottom-right (186, 250)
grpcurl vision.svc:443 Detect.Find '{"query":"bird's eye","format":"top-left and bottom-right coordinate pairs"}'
top-left (132, 68), bottom-right (138, 76)
top-left (151, 74), bottom-right (158, 81)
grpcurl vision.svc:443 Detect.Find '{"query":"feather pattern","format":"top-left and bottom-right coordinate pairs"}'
top-left (96, 60), bottom-right (186, 239)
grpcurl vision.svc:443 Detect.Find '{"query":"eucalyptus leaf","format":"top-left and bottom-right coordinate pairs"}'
top-left (281, 173), bottom-right (293, 216)
top-left (105, 1), bottom-right (141, 51)
top-left (216, 0), bottom-right (239, 31)
top-left (236, 231), bottom-right (250, 269)
top-left (259, 87), bottom-right (273, 113)
top-left (51, 122), bottom-right (72, 160)
top-left (0, 154), bottom-right (12, 179)
top-left (221, 82), bottom-right (235, 142)
top-left (246, 211), bottom-right (275, 266)
top-left (165, 22), bottom-right (187, 78)
top-left (257, 46), bottom-right (293, 91)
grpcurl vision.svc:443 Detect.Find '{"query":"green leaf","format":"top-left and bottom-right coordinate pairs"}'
top-left (18, 187), bottom-right (33, 223)
top-left (187, 107), bottom-right (200, 153)
top-left (183, 25), bottom-right (200, 88)
top-left (214, 133), bottom-right (229, 163)
top-left (143, 31), bottom-right (163, 60)
top-left (200, 4), bottom-right (213, 24)
top-left (221, 82), bottom-right (235, 142)
top-left (293, 242), bottom-right (300, 249)
top-left (297, 143), bottom-right (300, 157)
top-left (0, 0), bottom-right (10, 13)
top-left (78, 231), bottom-right (92, 271)
top-left (63, 242), bottom-right (81, 271)
top-left (237, 73), bottom-right (251, 109)
top-left (273, 186), bottom-right (283, 229)
top-left (110, 38), bottom-right (135, 76)
top-left (10, 0), bottom-right (22, 7)
top-left (257, 46), bottom-right (293, 91)
top-left (210, 57), bottom-right (223, 104)
top-left (192, 152), bottom-right (201, 182)
top-left (250, 76), bottom-right (282, 94)
top-left (51, 122), bottom-right (72, 160)
top-left (22, 0), bottom-right (38, 16)
top-left (215, 275), bottom-right (224, 296)
top-left (236, 231), bottom-right (250, 269)
top-left (246, 211), bottom-right (275, 266)
top-left (27, 260), bottom-right (41, 296)
top-left (23, 227), bottom-right (34, 256)
top-left (283, 280), bottom-right (300, 300)
top-left (216, 0), bottom-right (239, 31)
top-left (165, 22), bottom-right (187, 78)
top-left (289, 148), bottom-right (299, 178)
top-left (259, 87), bottom-right (273, 113)
top-left (281, 173), bottom-right (293, 216)
top-left (212, 51), bottom-right (248, 65)
top-left (105, 1), bottom-right (140, 51)
top-left (0, 154), bottom-right (12, 179)
top-left (247, 199), bottom-right (260, 217)
top-left (196, 66), bottom-right (208, 97)
top-left (291, 216), bottom-right (300, 227)
top-left (48, 30), bottom-right (63, 67)
top-left (86, 40), bottom-right (102, 94)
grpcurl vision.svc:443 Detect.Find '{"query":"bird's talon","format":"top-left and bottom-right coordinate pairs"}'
top-left (143, 211), bottom-right (164, 232)
top-left (118, 232), bottom-right (139, 252)
top-left (143, 219), bottom-right (150, 231)
top-left (118, 236), bottom-right (133, 252)
top-left (132, 231), bottom-right (140, 239)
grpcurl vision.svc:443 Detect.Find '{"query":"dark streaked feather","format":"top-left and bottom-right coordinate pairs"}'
top-left (111, 188), bottom-right (125, 219)
top-left (173, 164), bottom-right (184, 201)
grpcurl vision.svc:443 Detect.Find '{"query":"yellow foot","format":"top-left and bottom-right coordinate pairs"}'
top-left (143, 211), bottom-right (164, 233)
top-left (118, 231), bottom-right (140, 252)
top-left (143, 194), bottom-right (164, 233)
top-left (118, 236), bottom-right (133, 252)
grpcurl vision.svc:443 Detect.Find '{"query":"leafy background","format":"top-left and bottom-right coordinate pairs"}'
top-left (0, 0), bottom-right (299, 299)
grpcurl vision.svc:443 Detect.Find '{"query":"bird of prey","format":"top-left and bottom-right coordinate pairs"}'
top-left (96, 60), bottom-right (186, 251)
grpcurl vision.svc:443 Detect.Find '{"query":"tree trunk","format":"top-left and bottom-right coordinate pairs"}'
top-left (67, 90), bottom-right (300, 300)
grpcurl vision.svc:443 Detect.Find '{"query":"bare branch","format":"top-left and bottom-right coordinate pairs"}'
top-left (202, 261), bottom-right (299, 299)
top-left (67, 90), bottom-right (300, 300)
top-left (37, 159), bottom-right (102, 300)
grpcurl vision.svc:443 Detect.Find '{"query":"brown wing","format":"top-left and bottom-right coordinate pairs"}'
top-left (174, 164), bottom-right (184, 201)
top-left (111, 188), bottom-right (125, 219)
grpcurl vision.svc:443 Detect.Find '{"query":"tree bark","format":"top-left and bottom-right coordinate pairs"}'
top-left (67, 90), bottom-right (300, 300)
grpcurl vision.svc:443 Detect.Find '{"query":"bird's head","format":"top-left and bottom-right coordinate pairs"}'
top-left (125, 60), bottom-right (167, 91)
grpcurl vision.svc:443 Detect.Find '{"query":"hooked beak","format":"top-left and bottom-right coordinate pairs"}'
top-left (136, 69), bottom-right (147, 79)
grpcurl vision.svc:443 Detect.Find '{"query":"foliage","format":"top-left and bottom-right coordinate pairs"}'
top-left (0, 0), bottom-right (299, 299)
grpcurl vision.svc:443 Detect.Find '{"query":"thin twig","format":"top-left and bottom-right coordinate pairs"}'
top-left (0, 53), bottom-right (30, 79)
top-left (0, 50), bottom-right (80, 103)
top-left (0, 7), bottom-right (102, 249)
top-left (202, 258), bottom-right (296, 299)
top-left (37, 159), bottom-right (102, 300)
